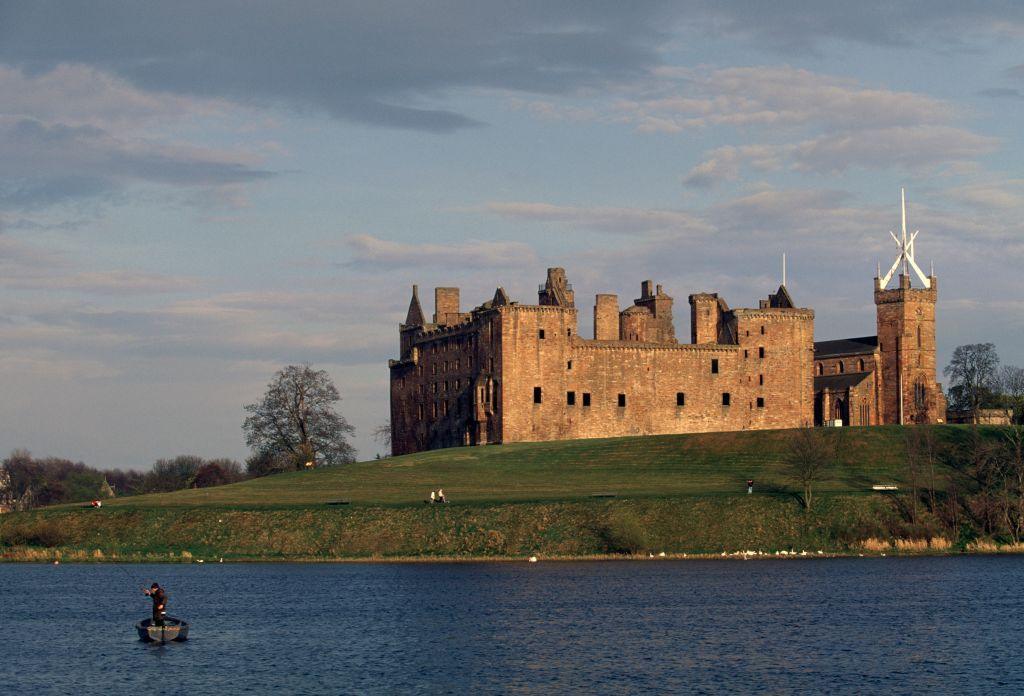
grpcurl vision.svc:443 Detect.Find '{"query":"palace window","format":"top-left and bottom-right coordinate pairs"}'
top-left (744, 349), bottom-right (749, 358)
top-left (711, 358), bottom-right (719, 374)
top-left (759, 374), bottom-right (764, 385)
top-left (676, 392), bottom-right (685, 407)
top-left (539, 329), bottom-right (546, 339)
top-left (582, 393), bottom-right (591, 407)
top-left (838, 361), bottom-right (845, 374)
top-left (817, 363), bottom-right (823, 376)
top-left (757, 397), bottom-right (765, 408)
top-left (567, 360), bottom-right (573, 370)
top-left (567, 328), bottom-right (572, 337)
top-left (722, 392), bottom-right (731, 406)
top-left (534, 386), bottom-right (542, 404)
top-left (858, 359), bottom-right (865, 371)
top-left (759, 347), bottom-right (765, 359)
top-left (618, 393), bottom-right (626, 407)
top-left (760, 325), bottom-right (765, 335)
top-left (567, 391), bottom-right (576, 406)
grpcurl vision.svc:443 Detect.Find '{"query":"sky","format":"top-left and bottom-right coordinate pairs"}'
top-left (1, 1), bottom-right (1023, 469)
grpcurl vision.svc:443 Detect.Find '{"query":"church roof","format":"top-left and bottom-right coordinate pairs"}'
top-left (814, 335), bottom-right (878, 359)
top-left (814, 372), bottom-right (872, 391)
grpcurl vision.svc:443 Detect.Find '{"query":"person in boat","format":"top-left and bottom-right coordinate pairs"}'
top-left (144, 583), bottom-right (168, 626)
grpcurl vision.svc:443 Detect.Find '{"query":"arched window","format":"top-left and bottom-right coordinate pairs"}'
top-left (914, 380), bottom-right (927, 409)
top-left (917, 324), bottom-right (922, 348)
top-left (858, 358), bottom-right (865, 371)
top-left (838, 361), bottom-right (845, 374)
top-left (817, 363), bottom-right (823, 376)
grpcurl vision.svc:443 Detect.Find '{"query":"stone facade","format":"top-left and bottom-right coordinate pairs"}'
top-left (390, 268), bottom-right (816, 455)
top-left (813, 273), bottom-right (946, 426)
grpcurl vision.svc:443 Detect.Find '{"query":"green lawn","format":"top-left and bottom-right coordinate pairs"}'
top-left (98, 425), bottom-right (982, 509)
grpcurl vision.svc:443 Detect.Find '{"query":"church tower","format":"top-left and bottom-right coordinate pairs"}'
top-left (874, 189), bottom-right (946, 424)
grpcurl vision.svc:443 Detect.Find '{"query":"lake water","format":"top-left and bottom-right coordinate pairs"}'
top-left (1, 557), bottom-right (1023, 694)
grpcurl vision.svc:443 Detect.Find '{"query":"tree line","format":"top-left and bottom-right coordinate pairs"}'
top-left (0, 451), bottom-right (246, 510)
top-left (1, 364), bottom-right (361, 511)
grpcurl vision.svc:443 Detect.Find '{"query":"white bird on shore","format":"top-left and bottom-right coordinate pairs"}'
top-left (528, 556), bottom-right (538, 563)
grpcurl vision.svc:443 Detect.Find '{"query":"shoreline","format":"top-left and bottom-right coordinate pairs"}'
top-left (4, 547), bottom-right (1023, 564)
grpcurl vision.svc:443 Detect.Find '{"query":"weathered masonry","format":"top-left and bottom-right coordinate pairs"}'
top-left (389, 269), bottom-right (815, 455)
top-left (389, 191), bottom-right (947, 455)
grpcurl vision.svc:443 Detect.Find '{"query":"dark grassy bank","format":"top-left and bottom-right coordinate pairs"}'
top-left (0, 425), bottom-right (1012, 561)
top-left (1, 494), bottom-right (905, 561)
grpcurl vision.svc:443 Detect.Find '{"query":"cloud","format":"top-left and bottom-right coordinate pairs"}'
top-left (0, 64), bottom-right (228, 129)
top-left (0, 116), bottom-right (273, 209)
top-left (0, 2), bottom-right (674, 132)
top-left (345, 233), bottom-right (537, 269)
top-left (977, 87), bottom-right (1024, 99)
top-left (944, 181), bottom-right (1024, 210)
top-left (481, 202), bottom-right (712, 236)
top-left (652, 67), bottom-right (1000, 186)
top-left (0, 233), bottom-right (198, 296)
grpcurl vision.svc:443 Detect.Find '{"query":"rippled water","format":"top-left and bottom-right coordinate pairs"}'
top-left (1, 557), bottom-right (1023, 694)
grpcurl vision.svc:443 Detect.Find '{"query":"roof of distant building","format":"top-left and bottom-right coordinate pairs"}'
top-left (814, 335), bottom-right (878, 359)
top-left (814, 372), bottom-right (873, 390)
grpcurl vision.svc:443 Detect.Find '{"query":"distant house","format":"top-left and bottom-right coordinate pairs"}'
top-left (946, 408), bottom-right (1013, 426)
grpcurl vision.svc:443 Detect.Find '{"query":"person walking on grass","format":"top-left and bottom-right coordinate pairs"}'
top-left (438, 488), bottom-right (447, 503)
top-left (430, 490), bottom-right (436, 504)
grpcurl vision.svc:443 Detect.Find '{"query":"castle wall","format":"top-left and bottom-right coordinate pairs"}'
top-left (389, 310), bottom-right (503, 455)
top-left (496, 303), bottom-right (813, 444)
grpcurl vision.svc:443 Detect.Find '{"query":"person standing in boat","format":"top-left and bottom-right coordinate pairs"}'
top-left (144, 583), bottom-right (168, 626)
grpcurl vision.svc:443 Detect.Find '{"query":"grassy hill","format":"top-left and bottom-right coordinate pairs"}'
top-left (0, 425), bottom-right (1001, 561)
top-left (92, 425), bottom-right (973, 508)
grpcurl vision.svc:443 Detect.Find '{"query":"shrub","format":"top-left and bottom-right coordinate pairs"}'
top-left (894, 538), bottom-right (929, 552)
top-left (598, 510), bottom-right (648, 554)
top-left (861, 537), bottom-right (890, 552)
top-left (1, 519), bottom-right (68, 547)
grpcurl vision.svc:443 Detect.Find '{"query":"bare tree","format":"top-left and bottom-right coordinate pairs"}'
top-left (372, 422), bottom-right (392, 457)
top-left (785, 427), bottom-right (844, 512)
top-left (243, 365), bottom-right (356, 468)
top-left (944, 343), bottom-right (1000, 421)
top-left (998, 365), bottom-right (1024, 425)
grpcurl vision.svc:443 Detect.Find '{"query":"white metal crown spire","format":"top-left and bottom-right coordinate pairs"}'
top-left (879, 187), bottom-right (931, 289)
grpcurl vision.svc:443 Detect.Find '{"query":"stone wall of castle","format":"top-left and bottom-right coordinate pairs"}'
top-left (390, 269), bottom-right (815, 454)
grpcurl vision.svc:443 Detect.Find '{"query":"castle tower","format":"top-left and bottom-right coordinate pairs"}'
top-left (634, 281), bottom-right (675, 343)
top-left (874, 189), bottom-right (945, 424)
top-left (688, 293), bottom-right (722, 344)
top-left (538, 267), bottom-right (575, 307)
top-left (400, 285), bottom-right (425, 356)
top-left (593, 294), bottom-right (619, 340)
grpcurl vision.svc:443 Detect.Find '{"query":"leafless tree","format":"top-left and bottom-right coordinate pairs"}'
top-left (998, 365), bottom-right (1024, 425)
top-left (905, 426), bottom-right (943, 518)
top-left (243, 365), bottom-right (356, 468)
top-left (785, 426), bottom-right (844, 512)
top-left (944, 343), bottom-right (1000, 422)
top-left (372, 422), bottom-right (392, 456)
